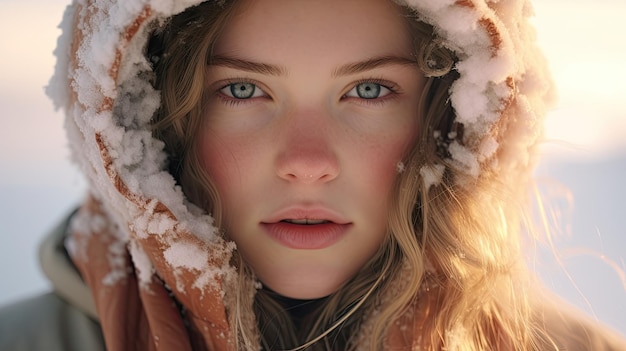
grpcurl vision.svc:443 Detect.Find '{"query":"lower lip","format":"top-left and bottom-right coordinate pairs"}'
top-left (261, 222), bottom-right (351, 249)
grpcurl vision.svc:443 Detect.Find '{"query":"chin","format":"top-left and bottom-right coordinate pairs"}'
top-left (263, 278), bottom-right (344, 300)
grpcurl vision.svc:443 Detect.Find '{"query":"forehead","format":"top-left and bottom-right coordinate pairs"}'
top-left (214, 0), bottom-right (413, 62)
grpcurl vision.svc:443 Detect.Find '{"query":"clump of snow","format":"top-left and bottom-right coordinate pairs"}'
top-left (448, 141), bottom-right (480, 178)
top-left (163, 239), bottom-right (237, 296)
top-left (164, 241), bottom-right (209, 272)
top-left (129, 199), bottom-right (177, 238)
top-left (478, 136), bottom-right (499, 162)
top-left (396, 161), bottom-right (406, 173)
top-left (400, 0), bottom-right (553, 181)
top-left (65, 205), bottom-right (107, 261)
top-left (148, 212), bottom-right (178, 236)
top-left (420, 163), bottom-right (446, 189)
top-left (101, 237), bottom-right (130, 286)
top-left (150, 0), bottom-right (209, 17)
top-left (46, 3), bottom-right (76, 112)
top-left (193, 240), bottom-right (238, 294)
top-left (130, 240), bottom-right (155, 290)
top-left (66, 202), bottom-right (131, 287)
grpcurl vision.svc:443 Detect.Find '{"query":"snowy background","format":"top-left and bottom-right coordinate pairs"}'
top-left (1, 0), bottom-right (625, 336)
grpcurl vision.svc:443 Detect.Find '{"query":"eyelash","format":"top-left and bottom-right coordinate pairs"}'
top-left (342, 78), bottom-right (400, 106)
top-left (215, 78), bottom-right (267, 107)
top-left (213, 77), bottom-right (400, 107)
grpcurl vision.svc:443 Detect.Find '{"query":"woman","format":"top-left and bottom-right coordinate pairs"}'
top-left (1, 0), bottom-right (625, 350)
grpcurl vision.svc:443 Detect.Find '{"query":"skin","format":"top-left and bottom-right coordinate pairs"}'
top-left (198, 0), bottom-right (426, 299)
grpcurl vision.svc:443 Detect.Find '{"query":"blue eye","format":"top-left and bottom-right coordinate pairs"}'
top-left (221, 82), bottom-right (265, 99)
top-left (345, 82), bottom-right (391, 99)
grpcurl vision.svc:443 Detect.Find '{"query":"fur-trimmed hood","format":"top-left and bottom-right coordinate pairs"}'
top-left (47, 0), bottom-right (553, 349)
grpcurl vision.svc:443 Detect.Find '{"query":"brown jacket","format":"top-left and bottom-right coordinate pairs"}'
top-left (1, 212), bottom-right (626, 350)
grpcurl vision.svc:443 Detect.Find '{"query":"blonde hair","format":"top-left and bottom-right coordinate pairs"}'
top-left (151, 1), bottom-right (551, 350)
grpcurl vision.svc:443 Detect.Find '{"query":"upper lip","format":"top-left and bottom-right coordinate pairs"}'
top-left (262, 206), bottom-right (351, 225)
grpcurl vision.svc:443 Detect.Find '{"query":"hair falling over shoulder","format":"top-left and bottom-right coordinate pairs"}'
top-left (150, 1), bottom-right (555, 350)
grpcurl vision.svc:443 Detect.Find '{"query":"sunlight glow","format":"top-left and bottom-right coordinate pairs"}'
top-left (532, 1), bottom-right (626, 158)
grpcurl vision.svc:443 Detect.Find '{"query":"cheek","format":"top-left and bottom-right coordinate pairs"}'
top-left (195, 127), bottom-right (269, 223)
top-left (365, 129), bottom-right (419, 218)
top-left (197, 132), bottom-right (229, 190)
top-left (358, 120), bottom-right (419, 185)
top-left (196, 102), bottom-right (273, 192)
top-left (196, 130), bottom-right (250, 204)
top-left (362, 143), bottom-right (409, 204)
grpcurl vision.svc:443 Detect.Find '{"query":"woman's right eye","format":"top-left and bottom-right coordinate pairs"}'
top-left (220, 82), bottom-right (266, 99)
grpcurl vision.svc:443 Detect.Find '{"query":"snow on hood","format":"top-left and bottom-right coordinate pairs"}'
top-left (46, 0), bottom-right (553, 312)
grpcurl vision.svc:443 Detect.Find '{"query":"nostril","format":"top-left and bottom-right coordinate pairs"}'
top-left (280, 166), bottom-right (337, 184)
top-left (276, 149), bottom-right (339, 184)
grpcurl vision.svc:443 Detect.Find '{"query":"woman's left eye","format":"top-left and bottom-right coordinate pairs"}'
top-left (220, 82), bottom-right (266, 99)
top-left (345, 82), bottom-right (392, 99)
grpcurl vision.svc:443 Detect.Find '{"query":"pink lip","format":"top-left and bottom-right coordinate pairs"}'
top-left (261, 207), bottom-right (352, 249)
top-left (261, 222), bottom-right (350, 249)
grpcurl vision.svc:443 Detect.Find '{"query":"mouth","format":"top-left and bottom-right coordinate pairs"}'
top-left (261, 220), bottom-right (350, 249)
top-left (261, 207), bottom-right (351, 249)
top-left (263, 206), bottom-right (350, 226)
top-left (280, 219), bottom-right (332, 225)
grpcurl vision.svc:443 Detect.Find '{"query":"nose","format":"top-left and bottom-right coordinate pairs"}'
top-left (275, 112), bottom-right (339, 184)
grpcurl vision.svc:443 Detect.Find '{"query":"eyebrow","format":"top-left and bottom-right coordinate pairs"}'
top-left (209, 56), bottom-right (286, 76)
top-left (208, 55), bottom-right (417, 77)
top-left (332, 56), bottom-right (417, 77)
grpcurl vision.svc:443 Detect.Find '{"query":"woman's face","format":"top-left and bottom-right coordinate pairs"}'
top-left (198, 0), bottom-right (425, 299)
